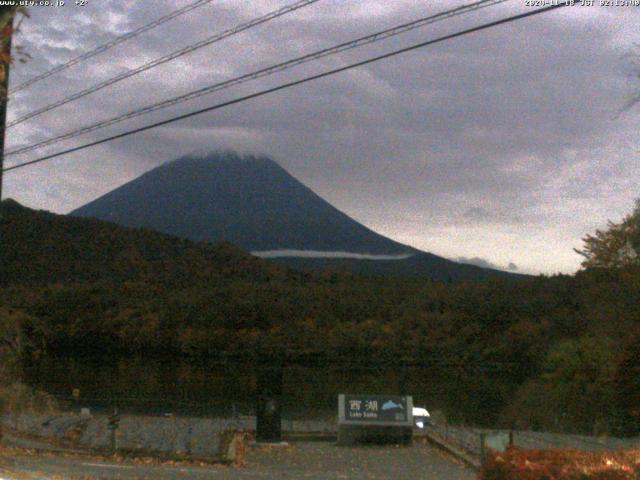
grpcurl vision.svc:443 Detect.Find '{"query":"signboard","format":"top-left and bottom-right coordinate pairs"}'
top-left (338, 394), bottom-right (413, 427)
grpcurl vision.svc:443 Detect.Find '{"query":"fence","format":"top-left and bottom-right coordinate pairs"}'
top-left (425, 422), bottom-right (640, 461)
top-left (49, 393), bottom-right (243, 418)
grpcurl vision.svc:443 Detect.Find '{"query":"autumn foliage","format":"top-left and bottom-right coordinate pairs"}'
top-left (479, 448), bottom-right (640, 480)
top-left (2, 199), bottom-right (640, 434)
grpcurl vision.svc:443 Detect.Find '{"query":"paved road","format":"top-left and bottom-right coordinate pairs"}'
top-left (0, 440), bottom-right (476, 479)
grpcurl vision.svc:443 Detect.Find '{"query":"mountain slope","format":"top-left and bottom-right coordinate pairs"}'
top-left (274, 252), bottom-right (518, 281)
top-left (72, 152), bottom-right (414, 255)
top-left (71, 151), bottom-right (519, 280)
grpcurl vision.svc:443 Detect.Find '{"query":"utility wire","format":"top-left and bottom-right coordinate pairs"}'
top-left (6, 0), bottom-right (510, 158)
top-left (5, 0), bottom-right (321, 128)
top-left (2, 3), bottom-right (569, 174)
top-left (9, 0), bottom-right (217, 96)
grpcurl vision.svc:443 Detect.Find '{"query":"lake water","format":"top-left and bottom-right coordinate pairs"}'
top-left (21, 357), bottom-right (514, 427)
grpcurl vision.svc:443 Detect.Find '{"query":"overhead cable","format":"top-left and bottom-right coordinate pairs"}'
top-left (2, 3), bottom-right (569, 174)
top-left (9, 0), bottom-right (218, 96)
top-left (6, 0), bottom-right (510, 158)
top-left (5, 0), bottom-right (321, 128)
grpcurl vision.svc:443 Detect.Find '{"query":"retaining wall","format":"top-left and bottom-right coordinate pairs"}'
top-left (1, 413), bottom-right (247, 461)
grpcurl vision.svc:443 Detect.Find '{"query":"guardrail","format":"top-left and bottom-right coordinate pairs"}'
top-left (424, 422), bottom-right (639, 462)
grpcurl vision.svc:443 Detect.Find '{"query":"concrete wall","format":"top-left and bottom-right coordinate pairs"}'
top-left (1, 413), bottom-right (247, 461)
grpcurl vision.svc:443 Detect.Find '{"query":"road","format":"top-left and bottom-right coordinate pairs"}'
top-left (0, 440), bottom-right (476, 479)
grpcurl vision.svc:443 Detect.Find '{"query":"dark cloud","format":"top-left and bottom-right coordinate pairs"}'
top-left (4, 0), bottom-right (639, 274)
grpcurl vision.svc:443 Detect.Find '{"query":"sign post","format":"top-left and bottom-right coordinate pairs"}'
top-left (108, 408), bottom-right (120, 453)
top-left (256, 367), bottom-right (283, 443)
top-left (337, 394), bottom-right (414, 446)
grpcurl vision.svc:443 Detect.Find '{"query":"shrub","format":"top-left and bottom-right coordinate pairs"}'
top-left (479, 447), bottom-right (640, 480)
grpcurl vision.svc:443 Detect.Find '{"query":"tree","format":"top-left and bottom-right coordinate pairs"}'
top-left (501, 336), bottom-right (618, 434)
top-left (614, 327), bottom-right (640, 435)
top-left (0, 6), bottom-right (29, 98)
top-left (575, 198), bottom-right (640, 269)
top-left (541, 337), bottom-right (617, 434)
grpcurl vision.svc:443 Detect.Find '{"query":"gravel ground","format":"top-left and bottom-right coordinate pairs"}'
top-left (0, 440), bottom-right (476, 479)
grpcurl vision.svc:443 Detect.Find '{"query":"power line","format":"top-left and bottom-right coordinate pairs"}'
top-left (6, 0), bottom-right (510, 158)
top-left (9, 0), bottom-right (217, 96)
top-left (2, 3), bottom-right (569, 174)
top-left (5, 0), bottom-right (321, 129)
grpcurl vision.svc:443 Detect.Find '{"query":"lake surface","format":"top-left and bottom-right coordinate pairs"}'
top-left (21, 357), bottom-right (514, 427)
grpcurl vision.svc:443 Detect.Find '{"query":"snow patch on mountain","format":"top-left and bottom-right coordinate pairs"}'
top-left (252, 250), bottom-right (415, 260)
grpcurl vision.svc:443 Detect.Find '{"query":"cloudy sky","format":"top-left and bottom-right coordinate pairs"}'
top-left (4, 0), bottom-right (639, 274)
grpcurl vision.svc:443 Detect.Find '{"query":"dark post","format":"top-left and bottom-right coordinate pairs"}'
top-left (108, 406), bottom-right (120, 453)
top-left (255, 366), bottom-right (283, 443)
top-left (0, 12), bottom-right (13, 206)
top-left (480, 432), bottom-right (486, 466)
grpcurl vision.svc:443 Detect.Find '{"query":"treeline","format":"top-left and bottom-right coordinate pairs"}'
top-left (1, 199), bottom-right (639, 435)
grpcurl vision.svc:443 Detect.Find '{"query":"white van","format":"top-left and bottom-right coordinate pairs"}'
top-left (412, 407), bottom-right (431, 429)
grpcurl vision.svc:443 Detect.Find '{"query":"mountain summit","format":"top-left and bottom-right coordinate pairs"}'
top-left (72, 151), bottom-right (518, 280)
top-left (72, 152), bottom-right (414, 256)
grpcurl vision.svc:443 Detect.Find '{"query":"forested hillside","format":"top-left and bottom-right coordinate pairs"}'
top-left (1, 199), bottom-right (639, 435)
